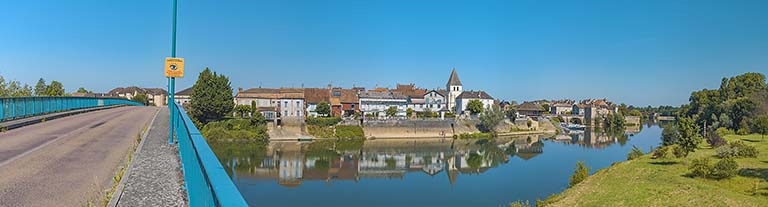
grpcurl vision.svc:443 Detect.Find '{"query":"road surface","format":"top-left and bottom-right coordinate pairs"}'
top-left (0, 106), bottom-right (159, 207)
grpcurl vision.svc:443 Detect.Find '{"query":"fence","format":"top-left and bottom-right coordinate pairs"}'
top-left (0, 96), bottom-right (144, 122)
top-left (172, 103), bottom-right (248, 207)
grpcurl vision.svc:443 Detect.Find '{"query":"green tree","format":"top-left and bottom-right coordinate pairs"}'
top-left (467, 99), bottom-right (484, 114)
top-left (44, 80), bottom-right (65, 96)
top-left (467, 153), bottom-right (483, 169)
top-left (386, 106), bottom-right (398, 117)
top-left (479, 105), bottom-right (505, 135)
top-left (234, 105), bottom-right (252, 118)
top-left (751, 115), bottom-right (768, 140)
top-left (406, 107), bottom-right (414, 118)
top-left (76, 87), bottom-right (89, 93)
top-left (0, 75), bottom-right (7, 97)
top-left (34, 78), bottom-right (47, 96)
top-left (675, 116), bottom-right (702, 157)
top-left (316, 102), bottom-right (331, 117)
top-left (190, 68), bottom-right (235, 124)
top-left (131, 93), bottom-right (149, 105)
top-left (569, 161), bottom-right (589, 187)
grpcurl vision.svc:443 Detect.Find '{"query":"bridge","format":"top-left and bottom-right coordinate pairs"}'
top-left (0, 97), bottom-right (248, 207)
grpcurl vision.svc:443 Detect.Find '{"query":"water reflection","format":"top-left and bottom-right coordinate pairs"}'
top-left (212, 136), bottom-right (556, 187)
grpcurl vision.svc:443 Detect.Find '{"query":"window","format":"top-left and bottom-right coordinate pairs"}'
top-left (333, 91), bottom-right (341, 96)
top-left (296, 101), bottom-right (300, 108)
top-left (297, 110), bottom-right (301, 116)
top-left (285, 110), bottom-right (288, 116)
top-left (351, 104), bottom-right (355, 109)
top-left (284, 101), bottom-right (288, 107)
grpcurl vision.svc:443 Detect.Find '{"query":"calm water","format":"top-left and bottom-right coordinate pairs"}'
top-left (211, 125), bottom-right (662, 207)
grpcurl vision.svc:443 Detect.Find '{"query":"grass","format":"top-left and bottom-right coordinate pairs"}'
top-left (542, 134), bottom-right (768, 207)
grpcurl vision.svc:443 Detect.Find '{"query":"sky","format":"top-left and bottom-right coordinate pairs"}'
top-left (1, 0), bottom-right (767, 106)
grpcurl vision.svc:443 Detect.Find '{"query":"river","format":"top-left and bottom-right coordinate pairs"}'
top-left (210, 124), bottom-right (662, 207)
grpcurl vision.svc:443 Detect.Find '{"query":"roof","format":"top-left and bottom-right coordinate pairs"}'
top-left (517, 102), bottom-right (544, 111)
top-left (237, 88), bottom-right (304, 99)
top-left (332, 88), bottom-right (359, 103)
top-left (392, 84), bottom-right (427, 98)
top-left (303, 88), bottom-right (330, 104)
top-left (447, 68), bottom-right (462, 86)
top-left (176, 87), bottom-right (194, 96)
top-left (108, 86), bottom-right (167, 96)
top-left (456, 91), bottom-right (493, 100)
top-left (359, 91), bottom-right (407, 100)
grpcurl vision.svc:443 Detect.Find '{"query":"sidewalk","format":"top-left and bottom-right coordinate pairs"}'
top-left (111, 108), bottom-right (187, 207)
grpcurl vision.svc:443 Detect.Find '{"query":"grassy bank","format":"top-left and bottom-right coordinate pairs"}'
top-left (542, 134), bottom-right (768, 207)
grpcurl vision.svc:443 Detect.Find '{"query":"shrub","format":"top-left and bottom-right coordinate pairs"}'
top-left (569, 161), bottom-right (590, 187)
top-left (689, 157), bottom-right (713, 178)
top-left (307, 125), bottom-right (335, 138)
top-left (715, 145), bottom-right (739, 158)
top-left (306, 117), bottom-right (342, 127)
top-left (715, 127), bottom-right (734, 137)
top-left (459, 132), bottom-right (494, 139)
top-left (730, 141), bottom-right (759, 158)
top-left (627, 145), bottom-right (644, 160)
top-left (509, 200), bottom-right (532, 207)
top-left (711, 157), bottom-right (739, 179)
top-left (672, 145), bottom-right (688, 158)
top-left (706, 133), bottom-right (727, 148)
top-left (652, 145), bottom-right (671, 159)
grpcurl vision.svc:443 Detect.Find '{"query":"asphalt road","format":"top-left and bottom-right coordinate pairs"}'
top-left (0, 106), bottom-right (159, 207)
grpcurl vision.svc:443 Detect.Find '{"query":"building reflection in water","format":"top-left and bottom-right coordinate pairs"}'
top-left (215, 137), bottom-right (547, 188)
top-left (553, 127), bottom-right (634, 149)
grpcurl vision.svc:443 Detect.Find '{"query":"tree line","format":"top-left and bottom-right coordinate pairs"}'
top-left (0, 75), bottom-right (88, 97)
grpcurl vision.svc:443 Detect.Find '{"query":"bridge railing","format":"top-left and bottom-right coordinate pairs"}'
top-left (172, 103), bottom-right (248, 207)
top-left (0, 96), bottom-right (144, 122)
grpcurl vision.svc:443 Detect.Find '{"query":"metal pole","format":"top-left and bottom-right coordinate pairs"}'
top-left (168, 0), bottom-right (178, 144)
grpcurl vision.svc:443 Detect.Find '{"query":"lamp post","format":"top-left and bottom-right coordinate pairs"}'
top-left (168, 0), bottom-right (178, 144)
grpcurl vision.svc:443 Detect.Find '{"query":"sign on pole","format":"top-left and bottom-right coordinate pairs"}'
top-left (164, 57), bottom-right (185, 78)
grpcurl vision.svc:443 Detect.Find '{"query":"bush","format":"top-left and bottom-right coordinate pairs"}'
top-left (730, 141), bottom-right (759, 158)
top-left (706, 133), bottom-right (727, 148)
top-left (569, 161), bottom-right (590, 187)
top-left (715, 127), bottom-right (734, 137)
top-left (711, 157), bottom-right (739, 179)
top-left (306, 117), bottom-right (342, 127)
top-left (689, 157), bottom-right (713, 178)
top-left (627, 145), bottom-right (644, 160)
top-left (715, 145), bottom-right (739, 158)
top-left (335, 125), bottom-right (365, 139)
top-left (307, 125), bottom-right (335, 138)
top-left (652, 145), bottom-right (671, 159)
top-left (459, 132), bottom-right (494, 139)
top-left (672, 145), bottom-right (688, 158)
top-left (717, 141), bottom-right (759, 158)
top-left (509, 200), bottom-right (532, 207)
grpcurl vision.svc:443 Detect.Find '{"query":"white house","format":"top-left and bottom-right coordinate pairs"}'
top-left (359, 91), bottom-right (408, 118)
top-left (423, 89), bottom-right (447, 112)
top-left (455, 90), bottom-right (495, 115)
top-left (235, 88), bottom-right (305, 120)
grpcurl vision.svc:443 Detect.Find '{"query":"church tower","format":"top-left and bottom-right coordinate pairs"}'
top-left (446, 68), bottom-right (463, 112)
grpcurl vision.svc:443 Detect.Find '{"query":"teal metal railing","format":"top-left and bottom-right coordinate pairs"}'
top-left (0, 96), bottom-right (144, 122)
top-left (172, 103), bottom-right (248, 207)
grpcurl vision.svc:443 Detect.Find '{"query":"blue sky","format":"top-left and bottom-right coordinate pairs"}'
top-left (1, 0), bottom-right (766, 106)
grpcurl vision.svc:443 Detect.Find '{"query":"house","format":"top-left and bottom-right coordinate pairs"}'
top-left (446, 68), bottom-right (463, 112)
top-left (392, 84), bottom-right (428, 113)
top-left (358, 91), bottom-right (408, 118)
top-left (235, 88), bottom-right (305, 121)
top-left (454, 90), bottom-right (494, 115)
top-left (517, 102), bottom-right (545, 117)
top-left (572, 104), bottom-right (586, 116)
top-left (423, 89), bottom-right (448, 113)
top-left (107, 86), bottom-right (167, 106)
top-left (174, 87), bottom-right (193, 105)
top-left (330, 87), bottom-right (360, 117)
top-left (549, 100), bottom-right (574, 115)
top-left (303, 88), bottom-right (330, 117)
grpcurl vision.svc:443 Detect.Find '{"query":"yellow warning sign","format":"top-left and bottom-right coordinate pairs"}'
top-left (164, 57), bottom-right (185, 78)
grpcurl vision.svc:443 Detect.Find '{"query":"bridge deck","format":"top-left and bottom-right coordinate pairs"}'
top-left (0, 106), bottom-right (158, 206)
top-left (113, 108), bottom-right (187, 206)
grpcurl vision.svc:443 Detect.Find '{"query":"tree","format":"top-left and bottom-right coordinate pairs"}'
top-left (34, 78), bottom-right (47, 96)
top-left (0, 75), bottom-right (6, 97)
top-left (386, 106), bottom-right (398, 117)
top-left (479, 105), bottom-right (505, 135)
top-left (44, 80), bottom-right (65, 96)
top-left (675, 116), bottom-right (702, 157)
top-left (467, 100), bottom-right (484, 114)
top-left (751, 115), bottom-right (768, 140)
top-left (234, 105), bottom-right (252, 118)
top-left (406, 108), bottom-right (414, 118)
top-left (131, 93), bottom-right (148, 105)
top-left (719, 113), bottom-right (733, 129)
top-left (76, 87), bottom-right (89, 93)
top-left (189, 68), bottom-right (235, 124)
top-left (316, 102), bottom-right (331, 117)
top-left (569, 161), bottom-right (589, 187)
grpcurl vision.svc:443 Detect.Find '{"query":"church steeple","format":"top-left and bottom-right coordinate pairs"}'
top-left (446, 68), bottom-right (462, 86)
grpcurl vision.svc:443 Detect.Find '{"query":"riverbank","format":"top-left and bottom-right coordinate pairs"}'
top-left (542, 134), bottom-right (768, 207)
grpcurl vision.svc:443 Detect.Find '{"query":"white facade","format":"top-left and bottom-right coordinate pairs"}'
top-left (236, 97), bottom-right (305, 118)
top-left (455, 97), bottom-right (494, 114)
top-left (424, 90), bottom-right (446, 112)
top-left (359, 92), bottom-right (408, 118)
top-left (447, 85), bottom-right (462, 112)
